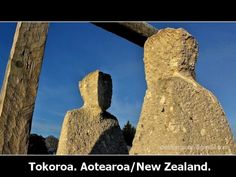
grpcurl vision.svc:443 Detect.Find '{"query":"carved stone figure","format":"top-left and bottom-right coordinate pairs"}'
top-left (57, 70), bottom-right (128, 154)
top-left (130, 28), bottom-right (236, 154)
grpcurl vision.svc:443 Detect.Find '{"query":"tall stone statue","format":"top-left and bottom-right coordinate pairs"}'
top-left (57, 70), bottom-right (128, 154)
top-left (130, 28), bottom-right (236, 154)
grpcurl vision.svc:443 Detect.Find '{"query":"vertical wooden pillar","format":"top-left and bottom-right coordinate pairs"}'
top-left (0, 22), bottom-right (49, 154)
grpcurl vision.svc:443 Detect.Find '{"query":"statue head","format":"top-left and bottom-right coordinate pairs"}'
top-left (79, 70), bottom-right (112, 111)
top-left (144, 28), bottom-right (198, 88)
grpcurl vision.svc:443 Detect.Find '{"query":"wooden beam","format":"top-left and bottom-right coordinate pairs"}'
top-left (91, 22), bottom-right (158, 47)
top-left (0, 22), bottom-right (49, 154)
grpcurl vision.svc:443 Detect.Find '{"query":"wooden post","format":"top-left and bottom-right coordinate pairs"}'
top-left (0, 22), bottom-right (49, 154)
top-left (92, 22), bottom-right (158, 47)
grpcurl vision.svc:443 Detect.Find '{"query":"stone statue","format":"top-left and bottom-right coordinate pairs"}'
top-left (130, 28), bottom-right (236, 154)
top-left (57, 70), bottom-right (128, 154)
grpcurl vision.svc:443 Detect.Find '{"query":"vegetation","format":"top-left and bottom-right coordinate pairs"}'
top-left (27, 134), bottom-right (48, 154)
top-left (45, 135), bottom-right (59, 154)
top-left (122, 121), bottom-right (136, 146)
top-left (28, 134), bottom-right (58, 154)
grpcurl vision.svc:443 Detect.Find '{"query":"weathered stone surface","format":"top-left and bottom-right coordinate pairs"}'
top-left (57, 70), bottom-right (128, 154)
top-left (79, 70), bottom-right (112, 111)
top-left (130, 28), bottom-right (236, 154)
top-left (0, 22), bottom-right (49, 154)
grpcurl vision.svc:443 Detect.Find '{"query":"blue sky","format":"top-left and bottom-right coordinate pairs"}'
top-left (0, 22), bottom-right (235, 139)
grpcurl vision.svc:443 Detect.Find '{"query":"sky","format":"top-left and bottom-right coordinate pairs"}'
top-left (0, 22), bottom-right (236, 139)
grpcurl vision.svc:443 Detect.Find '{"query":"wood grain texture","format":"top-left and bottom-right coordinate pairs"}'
top-left (0, 22), bottom-right (49, 154)
top-left (92, 22), bottom-right (158, 47)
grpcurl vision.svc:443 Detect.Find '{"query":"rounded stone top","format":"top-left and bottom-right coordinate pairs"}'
top-left (79, 70), bottom-right (112, 111)
top-left (144, 28), bottom-right (198, 87)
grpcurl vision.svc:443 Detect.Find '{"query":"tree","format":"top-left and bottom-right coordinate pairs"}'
top-left (27, 134), bottom-right (48, 154)
top-left (45, 135), bottom-right (59, 154)
top-left (122, 121), bottom-right (136, 146)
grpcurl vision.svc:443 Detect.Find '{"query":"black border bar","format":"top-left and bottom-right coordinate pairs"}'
top-left (0, 155), bottom-right (235, 177)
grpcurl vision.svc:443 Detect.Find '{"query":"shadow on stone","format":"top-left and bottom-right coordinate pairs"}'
top-left (130, 28), bottom-right (236, 154)
top-left (57, 70), bottom-right (128, 154)
top-left (89, 112), bottom-right (128, 154)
